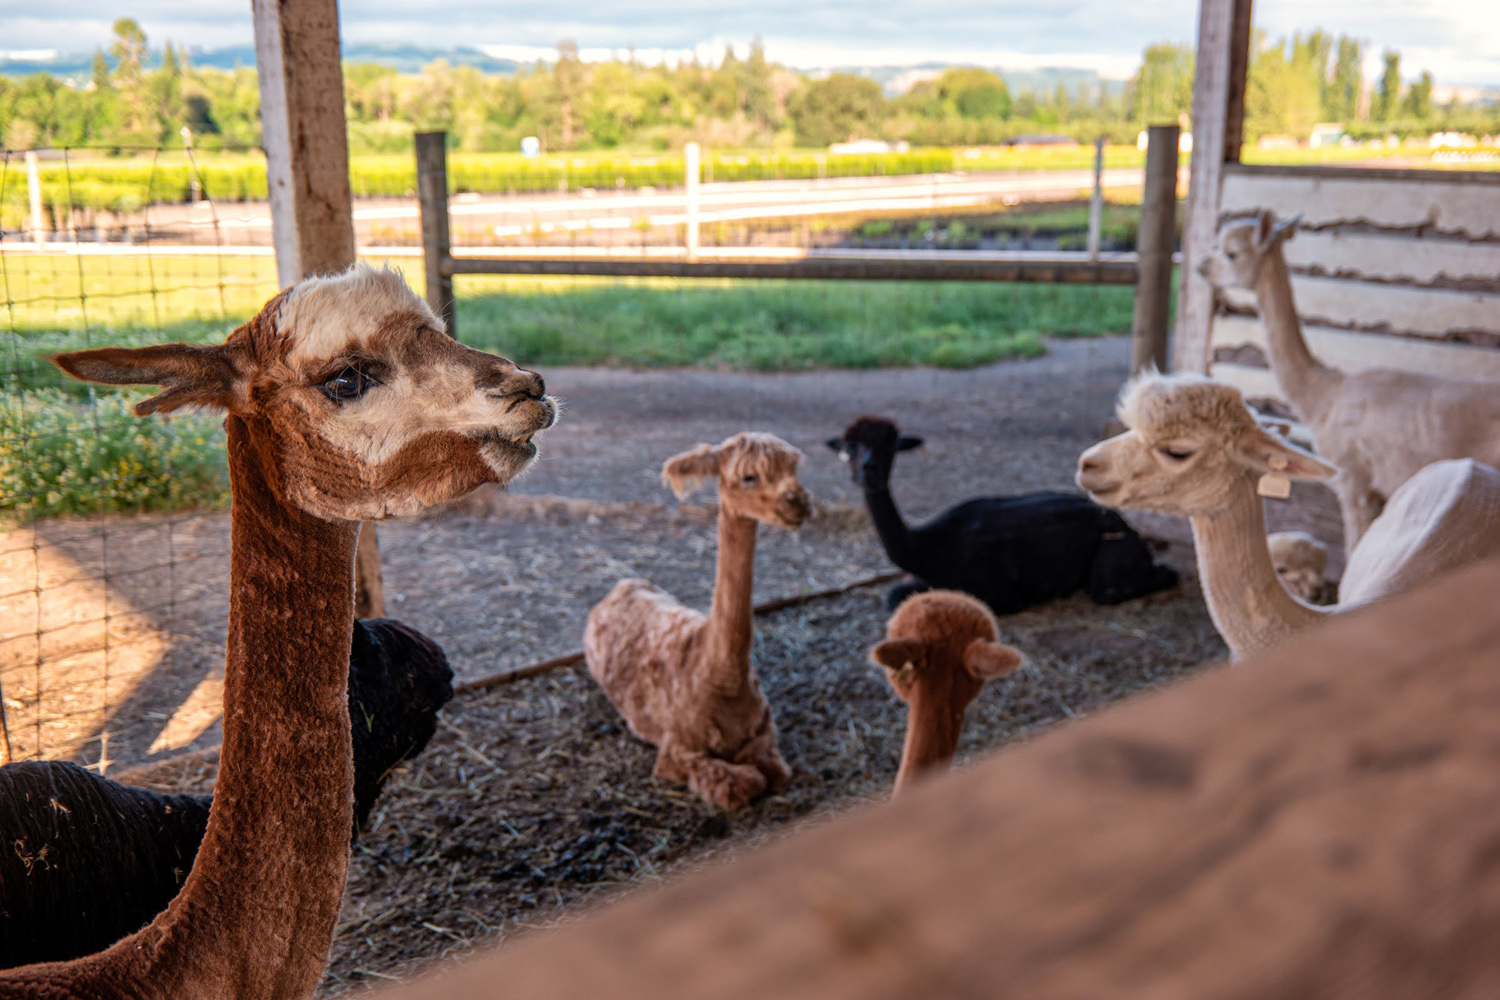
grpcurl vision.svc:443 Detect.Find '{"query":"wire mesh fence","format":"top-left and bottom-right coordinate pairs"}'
top-left (0, 138), bottom-right (1149, 772)
top-left (0, 143), bottom-right (281, 768)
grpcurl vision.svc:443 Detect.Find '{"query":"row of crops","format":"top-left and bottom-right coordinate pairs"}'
top-left (1, 144), bottom-right (1150, 222)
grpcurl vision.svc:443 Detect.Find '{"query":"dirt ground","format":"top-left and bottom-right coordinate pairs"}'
top-left (5, 335), bottom-right (1347, 989)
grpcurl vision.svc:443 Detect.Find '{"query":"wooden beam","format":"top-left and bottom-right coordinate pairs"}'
top-left (1131, 124), bottom-right (1180, 373)
top-left (415, 131), bottom-right (456, 335)
top-left (1174, 0), bottom-right (1253, 373)
top-left (253, 0), bottom-right (383, 616)
top-left (374, 556), bottom-right (1500, 1000)
top-left (446, 255), bottom-right (1139, 285)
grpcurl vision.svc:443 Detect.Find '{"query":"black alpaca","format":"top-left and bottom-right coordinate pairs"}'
top-left (828, 416), bottom-right (1179, 613)
top-left (0, 618), bottom-right (452, 970)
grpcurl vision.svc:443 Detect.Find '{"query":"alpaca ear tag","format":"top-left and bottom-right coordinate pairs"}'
top-left (1257, 455), bottom-right (1292, 500)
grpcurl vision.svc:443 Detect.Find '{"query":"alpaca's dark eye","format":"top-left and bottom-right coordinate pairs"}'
top-left (320, 367), bottom-right (372, 402)
top-left (741, 474), bottom-right (758, 486)
top-left (1159, 446), bottom-right (1194, 461)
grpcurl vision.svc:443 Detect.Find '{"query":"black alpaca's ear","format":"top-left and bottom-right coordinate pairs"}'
top-left (52, 343), bottom-right (241, 416)
top-left (825, 436), bottom-right (845, 451)
top-left (896, 436), bottom-right (924, 452)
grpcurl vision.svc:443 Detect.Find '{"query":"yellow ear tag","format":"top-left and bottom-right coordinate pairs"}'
top-left (1257, 454), bottom-right (1292, 500)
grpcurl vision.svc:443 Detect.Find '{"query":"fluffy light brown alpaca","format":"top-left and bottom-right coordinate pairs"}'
top-left (870, 590), bottom-right (1023, 795)
top-left (2, 265), bottom-right (556, 999)
top-left (585, 433), bottom-right (811, 811)
top-left (1200, 210), bottom-right (1500, 550)
top-left (1076, 372), bottom-right (1500, 658)
top-left (1267, 530), bottom-right (1334, 604)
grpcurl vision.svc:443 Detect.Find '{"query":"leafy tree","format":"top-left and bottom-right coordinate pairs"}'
top-left (1133, 43), bottom-right (1194, 124)
top-left (788, 73), bottom-right (882, 146)
top-left (1327, 37), bottom-right (1362, 122)
top-left (1403, 70), bottom-right (1433, 121)
top-left (1375, 50), bottom-right (1401, 122)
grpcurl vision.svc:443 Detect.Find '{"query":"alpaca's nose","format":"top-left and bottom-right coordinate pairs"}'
top-left (1079, 452), bottom-right (1104, 474)
top-left (484, 365), bottom-right (545, 400)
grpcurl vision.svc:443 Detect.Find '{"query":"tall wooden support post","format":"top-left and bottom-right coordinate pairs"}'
top-left (253, 0), bottom-right (384, 618)
top-left (416, 131), bottom-right (456, 336)
top-left (1131, 124), bottom-right (1181, 374)
top-left (1086, 136), bottom-right (1105, 261)
top-left (1173, 0), bottom-right (1253, 373)
top-left (684, 141), bottom-right (701, 261)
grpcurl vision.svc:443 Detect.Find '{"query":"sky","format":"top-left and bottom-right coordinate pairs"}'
top-left (3, 0), bottom-right (1499, 85)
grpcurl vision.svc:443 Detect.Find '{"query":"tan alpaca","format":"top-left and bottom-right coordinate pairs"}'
top-left (585, 433), bottom-right (811, 811)
top-left (3, 265), bottom-right (556, 999)
top-left (1076, 373), bottom-right (1500, 658)
top-left (1267, 531), bottom-right (1334, 604)
top-left (870, 590), bottom-right (1023, 795)
top-left (1199, 210), bottom-right (1500, 550)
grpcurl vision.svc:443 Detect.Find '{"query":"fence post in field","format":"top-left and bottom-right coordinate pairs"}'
top-left (253, 0), bottom-right (383, 617)
top-left (416, 131), bottom-right (456, 336)
top-left (25, 150), bottom-right (44, 243)
top-left (1131, 124), bottom-right (1181, 374)
top-left (1086, 136), bottom-right (1105, 261)
top-left (684, 142), bottom-right (701, 261)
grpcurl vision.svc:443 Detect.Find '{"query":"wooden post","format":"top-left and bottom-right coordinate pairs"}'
top-left (253, 0), bottom-right (383, 618)
top-left (1131, 124), bottom-right (1181, 374)
top-left (684, 141), bottom-right (701, 261)
top-left (416, 131), bottom-right (456, 336)
top-left (1173, 0), bottom-right (1253, 373)
top-left (25, 150), bottom-right (44, 243)
top-left (1086, 136), bottom-right (1105, 261)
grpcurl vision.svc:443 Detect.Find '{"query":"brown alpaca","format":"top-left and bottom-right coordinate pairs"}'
top-left (1, 265), bottom-right (556, 999)
top-left (584, 433), bottom-right (811, 810)
top-left (870, 590), bottom-right (1024, 795)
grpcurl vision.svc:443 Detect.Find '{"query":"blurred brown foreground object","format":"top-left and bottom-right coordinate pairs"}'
top-left (377, 556), bottom-right (1500, 1000)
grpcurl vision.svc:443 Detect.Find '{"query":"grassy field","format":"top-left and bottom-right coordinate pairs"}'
top-left (0, 252), bottom-right (1135, 517)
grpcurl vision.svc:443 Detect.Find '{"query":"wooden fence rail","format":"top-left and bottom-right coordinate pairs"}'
top-left (376, 555), bottom-right (1500, 999)
top-left (411, 130), bottom-right (1182, 340)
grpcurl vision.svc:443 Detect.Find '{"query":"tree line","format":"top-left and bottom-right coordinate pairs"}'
top-left (2, 18), bottom-right (1495, 155)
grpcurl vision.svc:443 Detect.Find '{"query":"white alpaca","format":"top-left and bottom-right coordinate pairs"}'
top-left (1199, 210), bottom-right (1500, 552)
top-left (1266, 531), bottom-right (1332, 604)
top-left (1076, 372), bottom-right (1500, 658)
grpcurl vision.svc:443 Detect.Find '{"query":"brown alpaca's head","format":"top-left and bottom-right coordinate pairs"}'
top-left (661, 432), bottom-right (811, 529)
top-left (53, 265), bottom-right (558, 521)
top-left (1197, 209), bottom-right (1302, 290)
top-left (871, 590), bottom-right (1023, 791)
top-left (871, 590), bottom-right (1023, 709)
top-left (1076, 372), bottom-right (1336, 518)
top-left (825, 415), bottom-right (923, 491)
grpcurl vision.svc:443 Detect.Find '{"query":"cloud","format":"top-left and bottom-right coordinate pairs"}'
top-left (4, 0), bottom-right (1498, 84)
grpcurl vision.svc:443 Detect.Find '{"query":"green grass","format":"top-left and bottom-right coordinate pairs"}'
top-left (0, 253), bottom-right (1133, 517)
top-left (454, 275), bottom-right (1131, 369)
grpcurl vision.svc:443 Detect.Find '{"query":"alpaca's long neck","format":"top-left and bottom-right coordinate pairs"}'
top-left (1190, 476), bottom-right (1328, 659)
top-left (863, 483), bottom-right (915, 570)
top-left (1255, 248), bottom-right (1339, 422)
top-left (894, 690), bottom-right (966, 795)
top-left (7, 414), bottom-right (360, 997)
top-left (703, 511), bottom-right (758, 681)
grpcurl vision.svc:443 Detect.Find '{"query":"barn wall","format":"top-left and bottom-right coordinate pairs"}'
top-left (1202, 164), bottom-right (1500, 419)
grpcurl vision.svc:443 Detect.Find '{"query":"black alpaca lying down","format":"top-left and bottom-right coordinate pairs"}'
top-left (0, 618), bottom-right (452, 969)
top-left (828, 416), bottom-right (1179, 613)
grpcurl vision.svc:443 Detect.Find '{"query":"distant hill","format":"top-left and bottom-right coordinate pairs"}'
top-left (0, 43), bottom-right (521, 80)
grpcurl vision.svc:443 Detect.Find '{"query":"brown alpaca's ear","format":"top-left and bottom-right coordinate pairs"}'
top-left (870, 637), bottom-right (926, 679)
top-left (1232, 424), bottom-right (1338, 481)
top-left (963, 638), bottom-right (1024, 680)
top-left (661, 444), bottom-right (721, 499)
top-left (53, 344), bottom-right (241, 416)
